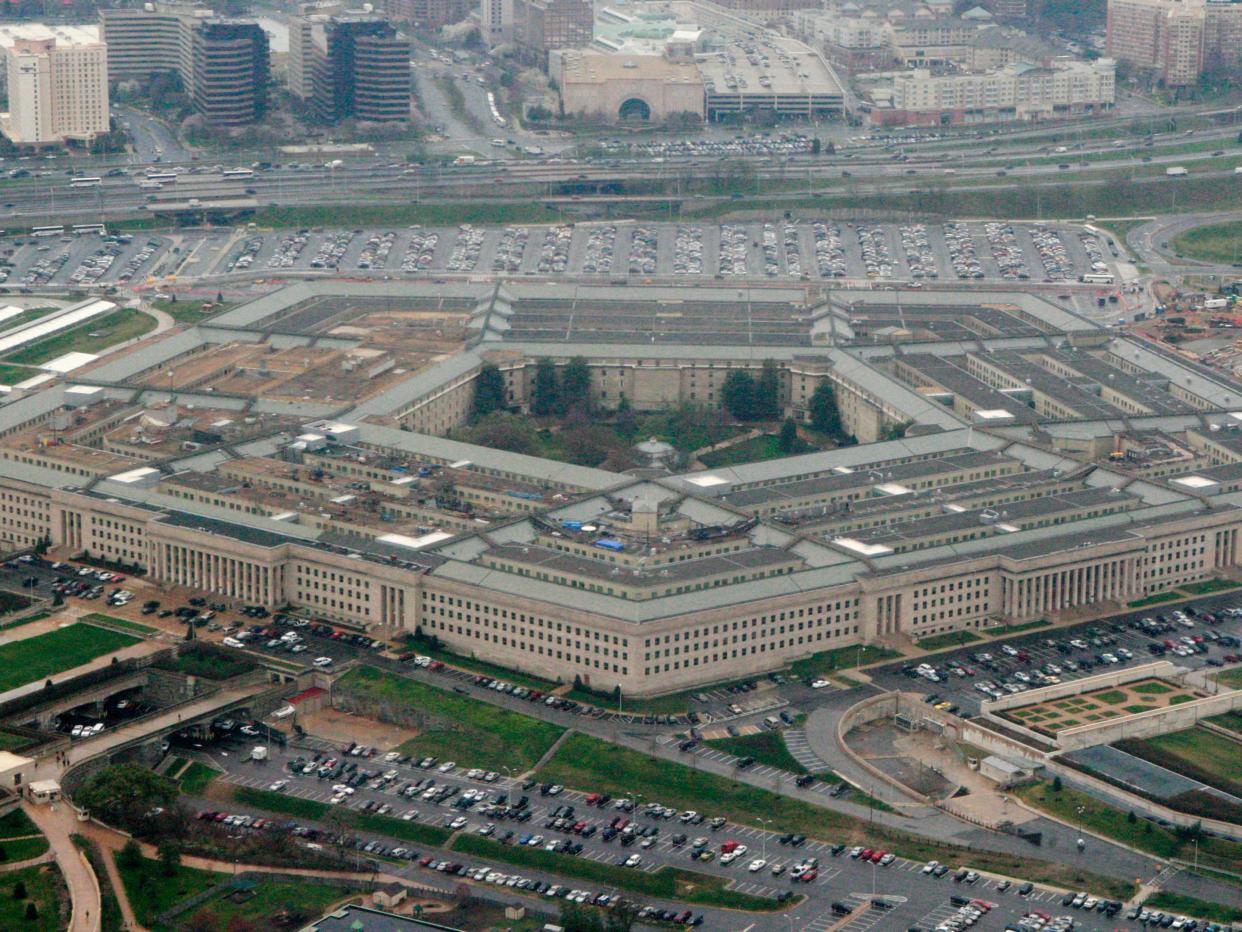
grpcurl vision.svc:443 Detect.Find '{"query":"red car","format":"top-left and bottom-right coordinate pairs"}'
top-left (800, 870), bottom-right (818, 882)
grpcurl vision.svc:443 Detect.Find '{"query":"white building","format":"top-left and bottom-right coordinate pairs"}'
top-left (480, 0), bottom-right (513, 44)
top-left (866, 57), bottom-right (1114, 126)
top-left (0, 24), bottom-right (109, 146)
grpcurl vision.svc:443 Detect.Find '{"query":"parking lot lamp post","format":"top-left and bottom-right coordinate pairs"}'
top-left (756, 817), bottom-right (772, 860)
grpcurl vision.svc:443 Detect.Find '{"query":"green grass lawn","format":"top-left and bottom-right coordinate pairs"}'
top-left (1094, 218), bottom-right (1149, 244)
top-left (149, 298), bottom-right (234, 325)
top-left (1137, 727), bottom-right (1242, 797)
top-left (566, 672), bottom-right (777, 715)
top-left (3, 308), bottom-right (156, 366)
top-left (178, 762), bottom-right (221, 796)
top-left (346, 811), bottom-right (452, 847)
top-left (114, 852), bottom-right (222, 928)
top-left (154, 644), bottom-right (257, 681)
top-left (230, 786), bottom-right (329, 821)
top-left (1171, 220), bottom-right (1242, 265)
top-left (0, 730), bottom-right (32, 751)
top-left (983, 620), bottom-right (1051, 637)
top-left (0, 363), bottom-right (41, 386)
top-left (1215, 667), bottom-right (1242, 689)
top-left (0, 835), bottom-right (50, 862)
top-left (80, 613), bottom-right (156, 635)
top-left (789, 644), bottom-right (901, 680)
top-left (338, 666), bottom-right (565, 771)
top-left (537, 735), bottom-right (1134, 899)
top-left (1129, 591), bottom-right (1183, 608)
top-left (705, 730), bottom-right (812, 775)
top-left (182, 880), bottom-right (356, 929)
top-left (916, 631), bottom-right (981, 651)
top-left (450, 835), bottom-right (788, 911)
top-left (0, 863), bottom-right (68, 932)
top-left (0, 809), bottom-right (38, 840)
top-left (1181, 578), bottom-right (1242, 595)
top-left (1144, 891), bottom-right (1242, 924)
top-left (698, 434), bottom-right (815, 468)
top-left (1016, 781), bottom-right (1242, 873)
top-left (0, 623), bottom-right (139, 691)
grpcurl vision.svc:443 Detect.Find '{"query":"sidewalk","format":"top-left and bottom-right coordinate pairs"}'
top-left (23, 801), bottom-right (100, 932)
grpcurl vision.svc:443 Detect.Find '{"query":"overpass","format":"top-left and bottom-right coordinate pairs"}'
top-left (5, 670), bottom-right (148, 731)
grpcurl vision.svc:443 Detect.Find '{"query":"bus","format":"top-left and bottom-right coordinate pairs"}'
top-left (144, 171), bottom-right (177, 183)
top-left (71, 223), bottom-right (106, 236)
top-left (222, 168), bottom-right (254, 181)
top-left (30, 225), bottom-right (64, 238)
top-left (1080, 272), bottom-right (1115, 285)
top-left (69, 176), bottom-right (101, 188)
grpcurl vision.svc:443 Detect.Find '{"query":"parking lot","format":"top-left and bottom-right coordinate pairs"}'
top-left (194, 736), bottom-right (1152, 932)
top-left (0, 220), bottom-right (1115, 291)
top-left (869, 591), bottom-right (1242, 716)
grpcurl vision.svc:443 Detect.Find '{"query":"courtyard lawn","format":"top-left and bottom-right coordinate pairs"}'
top-left (114, 852), bottom-right (222, 928)
top-left (0, 863), bottom-right (68, 932)
top-left (0, 835), bottom-right (50, 862)
top-left (2, 308), bottom-right (156, 366)
top-left (705, 731), bottom-right (812, 775)
top-left (1215, 667), bottom-right (1242, 690)
top-left (338, 665), bottom-right (565, 772)
top-left (536, 734), bottom-right (1135, 899)
top-left (0, 623), bottom-right (139, 692)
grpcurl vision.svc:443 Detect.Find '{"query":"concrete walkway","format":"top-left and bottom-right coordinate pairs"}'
top-left (23, 801), bottom-right (100, 932)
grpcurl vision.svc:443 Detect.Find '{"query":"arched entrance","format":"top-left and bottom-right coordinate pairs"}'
top-left (618, 97), bottom-right (651, 121)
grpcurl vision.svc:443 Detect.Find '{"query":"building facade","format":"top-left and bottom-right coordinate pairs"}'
top-left (99, 5), bottom-right (269, 126)
top-left (0, 26), bottom-right (109, 145)
top-left (290, 16), bottom-right (410, 122)
top-left (866, 58), bottom-right (1115, 126)
top-left (480, 0), bottom-right (514, 45)
top-left (516, 0), bottom-right (592, 58)
top-left (1106, 0), bottom-right (1242, 87)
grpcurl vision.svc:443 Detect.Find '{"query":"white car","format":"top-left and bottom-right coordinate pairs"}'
top-left (811, 679), bottom-right (830, 689)
top-left (748, 859), bottom-right (767, 872)
top-left (448, 816), bottom-right (468, 829)
top-left (624, 854), bottom-right (642, 867)
top-left (312, 656), bottom-right (333, 667)
top-left (222, 637), bottom-right (244, 648)
top-left (267, 780), bottom-right (287, 792)
top-left (438, 761), bottom-right (457, 773)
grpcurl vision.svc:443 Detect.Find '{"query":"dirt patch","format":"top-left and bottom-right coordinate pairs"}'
top-left (296, 706), bottom-right (422, 751)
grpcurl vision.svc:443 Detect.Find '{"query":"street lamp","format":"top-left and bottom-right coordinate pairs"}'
top-left (755, 816), bottom-right (773, 861)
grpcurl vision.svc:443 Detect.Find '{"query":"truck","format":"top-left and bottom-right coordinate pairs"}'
top-left (251, 746), bottom-right (268, 762)
top-left (453, 155), bottom-right (476, 166)
top-left (1166, 166), bottom-right (1188, 177)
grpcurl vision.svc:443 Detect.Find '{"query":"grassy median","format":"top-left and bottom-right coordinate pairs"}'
top-left (450, 834), bottom-right (790, 911)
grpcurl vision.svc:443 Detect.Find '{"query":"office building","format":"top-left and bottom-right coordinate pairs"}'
top-left (1106, 0), bottom-right (1242, 87)
top-left (291, 16), bottom-right (409, 122)
top-left (385, 0), bottom-right (469, 29)
top-left (0, 24), bottom-right (109, 146)
top-left (480, 0), bottom-right (514, 45)
top-left (99, 4), bottom-right (270, 126)
top-left (516, 0), bottom-right (592, 58)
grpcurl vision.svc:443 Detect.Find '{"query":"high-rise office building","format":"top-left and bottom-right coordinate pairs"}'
top-left (100, 4), bottom-right (269, 126)
top-left (515, 0), bottom-right (592, 58)
top-left (1106, 0), bottom-right (1242, 87)
top-left (0, 24), bottom-right (110, 146)
top-left (289, 15), bottom-right (410, 122)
